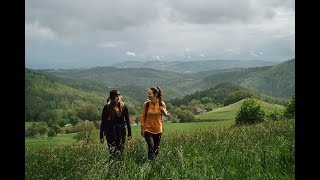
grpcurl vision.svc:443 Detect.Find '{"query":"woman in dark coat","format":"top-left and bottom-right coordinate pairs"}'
top-left (100, 90), bottom-right (132, 160)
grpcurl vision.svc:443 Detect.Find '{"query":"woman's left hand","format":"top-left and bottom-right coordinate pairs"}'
top-left (127, 136), bottom-right (132, 140)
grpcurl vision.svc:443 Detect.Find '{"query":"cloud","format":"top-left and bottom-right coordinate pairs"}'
top-left (25, 0), bottom-right (295, 68)
top-left (26, 0), bottom-right (161, 38)
top-left (96, 41), bottom-right (124, 48)
top-left (126, 51), bottom-right (136, 56)
top-left (250, 51), bottom-right (259, 57)
top-left (26, 0), bottom-right (294, 39)
top-left (163, 0), bottom-right (294, 24)
top-left (152, 55), bottom-right (161, 60)
top-left (25, 21), bottom-right (56, 40)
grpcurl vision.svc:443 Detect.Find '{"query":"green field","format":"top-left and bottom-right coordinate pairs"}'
top-left (25, 99), bottom-right (285, 149)
top-left (25, 133), bottom-right (78, 150)
top-left (26, 119), bottom-right (294, 179)
top-left (25, 120), bottom-right (233, 149)
top-left (25, 100), bottom-right (294, 179)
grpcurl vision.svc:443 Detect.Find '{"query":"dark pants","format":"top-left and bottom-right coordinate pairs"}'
top-left (144, 131), bottom-right (162, 160)
top-left (106, 124), bottom-right (126, 160)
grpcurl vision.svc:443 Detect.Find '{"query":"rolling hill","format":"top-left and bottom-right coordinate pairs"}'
top-left (240, 59), bottom-right (295, 98)
top-left (25, 58), bottom-right (294, 122)
top-left (196, 98), bottom-right (285, 121)
top-left (198, 59), bottom-right (295, 98)
top-left (111, 60), bottom-right (279, 73)
top-left (25, 69), bottom-right (108, 122)
top-left (39, 59), bottom-right (294, 99)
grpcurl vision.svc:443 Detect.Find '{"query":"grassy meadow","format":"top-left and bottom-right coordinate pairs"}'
top-left (25, 100), bottom-right (294, 179)
top-left (25, 120), bottom-right (233, 150)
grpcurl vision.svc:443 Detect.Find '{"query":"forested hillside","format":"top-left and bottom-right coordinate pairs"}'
top-left (170, 82), bottom-right (254, 107)
top-left (25, 68), bottom-right (184, 124)
top-left (240, 59), bottom-right (295, 98)
top-left (202, 66), bottom-right (271, 85)
top-left (42, 59), bottom-right (294, 98)
top-left (168, 82), bottom-right (288, 115)
top-left (26, 69), bottom-right (116, 124)
top-left (39, 59), bottom-right (294, 99)
top-left (40, 67), bottom-right (192, 97)
top-left (26, 59), bottom-right (294, 123)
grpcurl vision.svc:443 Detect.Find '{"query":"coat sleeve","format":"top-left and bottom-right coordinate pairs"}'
top-left (123, 105), bottom-right (132, 136)
top-left (100, 105), bottom-right (108, 139)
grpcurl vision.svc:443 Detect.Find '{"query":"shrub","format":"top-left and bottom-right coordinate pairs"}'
top-left (48, 129), bottom-right (57, 139)
top-left (284, 95), bottom-right (295, 119)
top-left (265, 107), bottom-right (284, 121)
top-left (235, 97), bottom-right (265, 125)
top-left (52, 124), bottom-right (62, 134)
top-left (177, 110), bottom-right (196, 122)
top-left (26, 123), bottom-right (39, 137)
top-left (73, 120), bottom-right (96, 143)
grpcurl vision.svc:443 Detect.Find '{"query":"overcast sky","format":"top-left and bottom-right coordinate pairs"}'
top-left (25, 0), bottom-right (295, 69)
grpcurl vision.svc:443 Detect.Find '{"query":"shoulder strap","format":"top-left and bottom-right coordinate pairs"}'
top-left (146, 101), bottom-right (150, 112)
top-left (159, 100), bottom-right (163, 119)
top-left (145, 101), bottom-right (150, 118)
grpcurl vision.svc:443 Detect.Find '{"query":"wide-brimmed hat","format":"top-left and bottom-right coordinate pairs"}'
top-left (109, 90), bottom-right (120, 98)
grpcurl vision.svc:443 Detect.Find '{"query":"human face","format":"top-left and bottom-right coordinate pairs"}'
top-left (147, 90), bottom-right (155, 100)
top-left (111, 95), bottom-right (120, 103)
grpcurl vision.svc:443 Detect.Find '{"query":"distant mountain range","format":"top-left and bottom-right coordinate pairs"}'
top-left (110, 60), bottom-right (279, 73)
top-left (41, 59), bottom-right (294, 98)
top-left (25, 58), bottom-right (294, 121)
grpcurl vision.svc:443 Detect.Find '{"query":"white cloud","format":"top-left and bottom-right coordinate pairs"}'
top-left (97, 41), bottom-right (124, 48)
top-left (25, 21), bottom-right (56, 40)
top-left (152, 55), bottom-right (161, 60)
top-left (126, 51), bottom-right (136, 56)
top-left (26, 0), bottom-right (161, 37)
top-left (250, 51), bottom-right (259, 57)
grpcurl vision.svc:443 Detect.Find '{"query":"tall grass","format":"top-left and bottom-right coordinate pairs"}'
top-left (25, 121), bottom-right (234, 149)
top-left (26, 119), bottom-right (294, 179)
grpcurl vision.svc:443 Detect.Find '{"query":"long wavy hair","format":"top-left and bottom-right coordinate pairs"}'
top-left (107, 95), bottom-right (124, 110)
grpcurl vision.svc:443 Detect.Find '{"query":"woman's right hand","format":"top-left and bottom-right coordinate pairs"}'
top-left (141, 127), bottom-right (145, 137)
top-left (100, 138), bottom-right (104, 144)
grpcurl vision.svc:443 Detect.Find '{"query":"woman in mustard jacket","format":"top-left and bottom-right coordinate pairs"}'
top-left (141, 86), bottom-right (168, 160)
